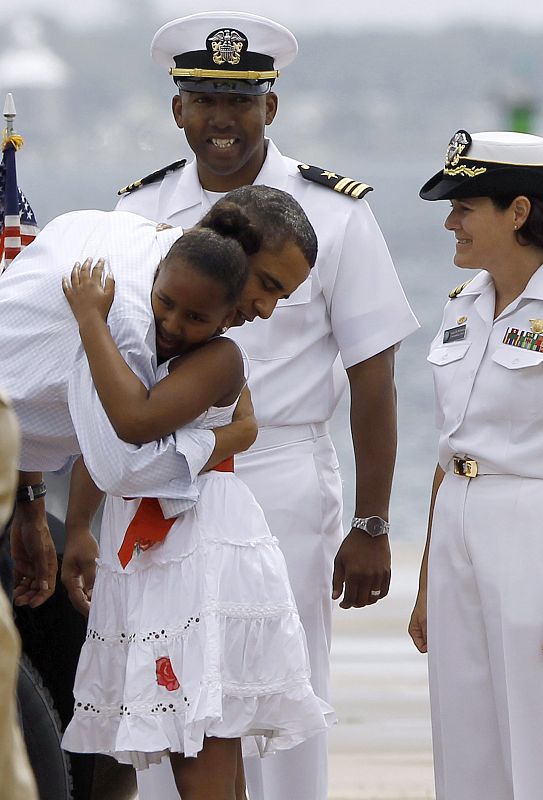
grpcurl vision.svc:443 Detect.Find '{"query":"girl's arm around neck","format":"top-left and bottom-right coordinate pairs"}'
top-left (77, 316), bottom-right (243, 444)
top-left (62, 259), bottom-right (244, 444)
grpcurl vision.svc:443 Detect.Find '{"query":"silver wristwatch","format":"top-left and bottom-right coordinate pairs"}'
top-left (351, 516), bottom-right (390, 537)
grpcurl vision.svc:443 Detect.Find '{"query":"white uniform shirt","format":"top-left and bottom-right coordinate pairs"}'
top-left (117, 139), bottom-right (419, 427)
top-left (0, 210), bottom-right (214, 509)
top-left (428, 265), bottom-right (543, 476)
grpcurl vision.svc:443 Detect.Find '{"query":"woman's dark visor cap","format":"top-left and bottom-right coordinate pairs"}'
top-left (151, 11), bottom-right (297, 96)
top-left (420, 130), bottom-right (543, 201)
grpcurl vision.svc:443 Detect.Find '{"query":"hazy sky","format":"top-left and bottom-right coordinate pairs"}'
top-left (156, 0), bottom-right (543, 31)
top-left (1, 0), bottom-right (542, 32)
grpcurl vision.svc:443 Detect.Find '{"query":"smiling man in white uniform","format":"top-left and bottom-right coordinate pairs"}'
top-left (116, 11), bottom-right (419, 800)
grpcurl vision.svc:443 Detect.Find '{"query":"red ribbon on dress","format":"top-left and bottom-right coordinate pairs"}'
top-left (117, 456), bottom-right (235, 568)
top-left (210, 455), bottom-right (234, 473)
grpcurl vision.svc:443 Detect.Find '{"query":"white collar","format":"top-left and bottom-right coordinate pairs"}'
top-left (160, 138), bottom-right (289, 221)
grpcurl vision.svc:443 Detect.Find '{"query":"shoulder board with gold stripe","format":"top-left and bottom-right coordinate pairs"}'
top-left (297, 164), bottom-right (373, 199)
top-left (117, 159), bottom-right (187, 196)
top-left (448, 280), bottom-right (472, 299)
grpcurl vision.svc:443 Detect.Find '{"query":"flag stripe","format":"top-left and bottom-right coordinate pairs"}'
top-left (0, 139), bottom-right (39, 268)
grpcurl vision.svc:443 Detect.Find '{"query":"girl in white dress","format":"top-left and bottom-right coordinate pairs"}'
top-left (61, 203), bottom-right (334, 800)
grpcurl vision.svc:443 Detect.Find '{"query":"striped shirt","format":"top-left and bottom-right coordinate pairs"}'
top-left (0, 210), bottom-right (214, 511)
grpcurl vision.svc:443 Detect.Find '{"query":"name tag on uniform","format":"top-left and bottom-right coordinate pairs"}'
top-left (503, 326), bottom-right (543, 352)
top-left (443, 324), bottom-right (466, 343)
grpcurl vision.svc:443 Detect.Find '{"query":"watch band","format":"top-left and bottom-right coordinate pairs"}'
top-left (351, 515), bottom-right (390, 536)
top-left (16, 481), bottom-right (47, 503)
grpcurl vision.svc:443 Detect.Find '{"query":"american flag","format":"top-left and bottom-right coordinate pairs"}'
top-left (0, 136), bottom-right (39, 272)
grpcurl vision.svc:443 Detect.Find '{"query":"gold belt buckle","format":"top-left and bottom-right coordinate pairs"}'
top-left (453, 456), bottom-right (478, 478)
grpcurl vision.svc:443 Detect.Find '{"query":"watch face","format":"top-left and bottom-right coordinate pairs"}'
top-left (366, 516), bottom-right (385, 536)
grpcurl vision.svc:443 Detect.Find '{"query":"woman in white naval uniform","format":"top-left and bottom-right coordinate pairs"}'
top-left (409, 129), bottom-right (543, 800)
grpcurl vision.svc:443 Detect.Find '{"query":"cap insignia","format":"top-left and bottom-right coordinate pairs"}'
top-left (444, 130), bottom-right (486, 178)
top-left (298, 164), bottom-right (373, 200)
top-left (446, 130), bottom-right (470, 168)
top-left (207, 28), bottom-right (247, 67)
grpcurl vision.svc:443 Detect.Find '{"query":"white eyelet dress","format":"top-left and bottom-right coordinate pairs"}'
top-left (62, 359), bottom-right (335, 769)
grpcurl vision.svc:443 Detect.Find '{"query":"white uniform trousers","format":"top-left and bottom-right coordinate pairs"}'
top-left (240, 424), bottom-right (343, 800)
top-left (428, 471), bottom-right (543, 800)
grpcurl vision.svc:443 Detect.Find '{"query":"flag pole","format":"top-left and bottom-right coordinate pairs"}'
top-left (2, 93), bottom-right (23, 152)
top-left (3, 92), bottom-right (17, 139)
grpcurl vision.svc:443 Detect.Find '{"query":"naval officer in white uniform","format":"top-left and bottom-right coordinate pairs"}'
top-left (409, 130), bottom-right (543, 799)
top-left (117, 12), bottom-right (419, 800)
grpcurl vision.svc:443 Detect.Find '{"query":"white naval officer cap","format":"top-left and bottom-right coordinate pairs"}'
top-left (151, 11), bottom-right (298, 95)
top-left (420, 129), bottom-right (543, 201)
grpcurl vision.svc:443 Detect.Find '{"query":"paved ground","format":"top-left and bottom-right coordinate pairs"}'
top-left (328, 541), bottom-right (435, 800)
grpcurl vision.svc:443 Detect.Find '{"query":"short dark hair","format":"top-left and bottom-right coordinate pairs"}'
top-left (490, 194), bottom-right (543, 250)
top-left (201, 185), bottom-right (318, 268)
top-left (164, 204), bottom-right (258, 304)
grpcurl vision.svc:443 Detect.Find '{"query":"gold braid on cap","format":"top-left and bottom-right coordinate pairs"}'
top-left (444, 162), bottom-right (487, 178)
top-left (170, 68), bottom-right (279, 80)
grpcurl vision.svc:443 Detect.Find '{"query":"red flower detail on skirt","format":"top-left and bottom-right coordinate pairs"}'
top-left (155, 657), bottom-right (180, 691)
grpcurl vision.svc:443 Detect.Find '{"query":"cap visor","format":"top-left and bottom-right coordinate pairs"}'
top-left (176, 78), bottom-right (273, 95)
top-left (419, 172), bottom-right (460, 200)
top-left (420, 165), bottom-right (543, 200)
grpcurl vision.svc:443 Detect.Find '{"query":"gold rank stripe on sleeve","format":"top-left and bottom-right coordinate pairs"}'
top-left (117, 159), bottom-right (187, 195)
top-left (297, 164), bottom-right (373, 199)
top-left (448, 279), bottom-right (472, 299)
